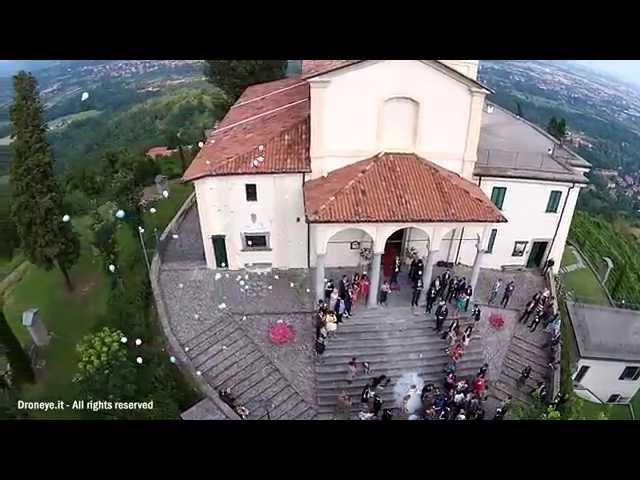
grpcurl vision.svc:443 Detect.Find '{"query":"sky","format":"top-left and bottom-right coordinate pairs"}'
top-left (574, 60), bottom-right (640, 85)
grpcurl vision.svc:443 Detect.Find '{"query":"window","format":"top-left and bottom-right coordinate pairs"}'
top-left (619, 366), bottom-right (640, 381)
top-left (245, 184), bottom-right (257, 202)
top-left (607, 394), bottom-right (621, 403)
top-left (490, 187), bottom-right (507, 210)
top-left (242, 233), bottom-right (270, 251)
top-left (546, 190), bottom-right (562, 213)
top-left (512, 241), bottom-right (528, 257)
top-left (574, 365), bottom-right (590, 384)
top-left (486, 229), bottom-right (497, 254)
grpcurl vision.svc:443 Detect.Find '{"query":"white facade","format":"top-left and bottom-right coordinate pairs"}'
top-left (195, 173), bottom-right (307, 270)
top-left (478, 177), bottom-right (583, 274)
top-left (309, 60), bottom-right (485, 180)
top-left (192, 60), bottom-right (586, 277)
top-left (573, 358), bottom-right (640, 404)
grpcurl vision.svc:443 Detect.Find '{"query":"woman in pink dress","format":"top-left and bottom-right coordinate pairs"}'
top-left (359, 274), bottom-right (370, 304)
top-left (351, 273), bottom-right (360, 306)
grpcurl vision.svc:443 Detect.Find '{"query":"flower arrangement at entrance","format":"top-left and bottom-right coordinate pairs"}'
top-left (269, 320), bottom-right (295, 345)
top-left (405, 246), bottom-right (418, 262)
top-left (488, 312), bottom-right (505, 330)
top-left (359, 247), bottom-right (373, 264)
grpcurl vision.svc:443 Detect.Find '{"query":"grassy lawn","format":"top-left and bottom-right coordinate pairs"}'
top-left (2, 183), bottom-right (193, 418)
top-left (560, 246), bottom-right (611, 306)
top-left (3, 217), bottom-right (108, 418)
top-left (581, 399), bottom-right (632, 420)
top-left (562, 267), bottom-right (611, 306)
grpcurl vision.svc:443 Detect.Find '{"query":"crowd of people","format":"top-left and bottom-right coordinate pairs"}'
top-left (315, 273), bottom-right (371, 356)
top-left (321, 257), bottom-right (561, 420)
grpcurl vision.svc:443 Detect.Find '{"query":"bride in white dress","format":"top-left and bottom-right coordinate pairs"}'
top-left (393, 372), bottom-right (424, 414)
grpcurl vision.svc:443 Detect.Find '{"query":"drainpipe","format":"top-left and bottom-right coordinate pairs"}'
top-left (454, 226), bottom-right (465, 265)
top-left (545, 182), bottom-right (576, 266)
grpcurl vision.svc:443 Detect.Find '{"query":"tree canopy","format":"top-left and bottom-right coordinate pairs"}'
top-left (9, 71), bottom-right (80, 289)
top-left (547, 116), bottom-right (567, 141)
top-left (204, 60), bottom-right (288, 101)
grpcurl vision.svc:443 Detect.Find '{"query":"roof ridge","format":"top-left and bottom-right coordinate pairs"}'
top-left (209, 115), bottom-right (309, 175)
top-left (232, 79), bottom-right (307, 109)
top-left (215, 98), bottom-right (308, 134)
top-left (315, 156), bottom-right (378, 214)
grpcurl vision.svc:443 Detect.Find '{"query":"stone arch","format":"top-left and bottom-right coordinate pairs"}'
top-left (378, 96), bottom-right (420, 152)
top-left (323, 226), bottom-right (376, 268)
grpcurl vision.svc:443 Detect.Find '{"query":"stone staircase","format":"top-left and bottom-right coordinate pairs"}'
top-left (315, 306), bottom-right (485, 419)
top-left (491, 324), bottom-right (552, 406)
top-left (182, 312), bottom-right (316, 420)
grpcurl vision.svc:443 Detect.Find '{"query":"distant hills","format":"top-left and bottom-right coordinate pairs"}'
top-left (0, 60), bottom-right (68, 77)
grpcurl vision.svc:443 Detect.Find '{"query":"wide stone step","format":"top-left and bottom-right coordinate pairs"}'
top-left (273, 398), bottom-right (310, 420)
top-left (491, 380), bottom-right (531, 405)
top-left (323, 334), bottom-right (482, 356)
top-left (295, 407), bottom-right (318, 420)
top-left (196, 339), bottom-right (254, 372)
top-left (329, 323), bottom-right (439, 336)
top-left (498, 369), bottom-right (543, 392)
top-left (251, 382), bottom-right (300, 418)
top-left (239, 375), bottom-right (289, 405)
top-left (507, 342), bottom-right (550, 370)
top-left (186, 322), bottom-right (240, 358)
top-left (513, 332), bottom-right (548, 351)
top-left (503, 355), bottom-right (548, 380)
top-left (316, 358), bottom-right (484, 386)
top-left (182, 314), bottom-right (235, 348)
top-left (317, 345), bottom-right (484, 370)
top-left (262, 389), bottom-right (303, 419)
top-left (218, 363), bottom-right (277, 396)
top-left (206, 350), bottom-right (272, 389)
top-left (213, 352), bottom-right (269, 388)
top-left (189, 327), bottom-right (246, 364)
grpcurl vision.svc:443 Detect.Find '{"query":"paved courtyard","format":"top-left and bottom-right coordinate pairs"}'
top-left (155, 204), bottom-right (548, 419)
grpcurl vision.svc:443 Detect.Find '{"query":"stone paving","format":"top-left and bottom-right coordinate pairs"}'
top-left (155, 202), bottom-right (550, 419)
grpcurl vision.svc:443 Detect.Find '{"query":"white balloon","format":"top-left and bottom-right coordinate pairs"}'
top-left (138, 226), bottom-right (145, 233)
top-left (196, 370), bottom-right (202, 376)
top-left (290, 282), bottom-right (295, 288)
top-left (62, 214), bottom-right (70, 223)
top-left (135, 338), bottom-right (142, 346)
top-left (81, 91), bottom-right (89, 102)
top-left (136, 357), bottom-right (143, 365)
top-left (149, 207), bottom-right (157, 214)
top-left (169, 356), bottom-right (176, 364)
top-left (115, 209), bottom-right (125, 219)
top-left (198, 141), bottom-right (204, 148)
top-left (120, 336), bottom-right (128, 343)
top-left (162, 190), bottom-right (169, 198)
top-left (108, 264), bottom-right (116, 273)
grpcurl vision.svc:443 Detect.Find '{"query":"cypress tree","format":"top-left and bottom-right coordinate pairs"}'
top-left (9, 71), bottom-right (80, 290)
top-left (0, 304), bottom-right (35, 387)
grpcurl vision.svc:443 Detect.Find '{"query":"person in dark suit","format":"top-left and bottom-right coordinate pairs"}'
top-left (338, 275), bottom-right (348, 299)
top-left (434, 300), bottom-right (448, 332)
top-left (411, 278), bottom-right (424, 310)
top-left (425, 285), bottom-right (438, 314)
top-left (464, 284), bottom-right (473, 311)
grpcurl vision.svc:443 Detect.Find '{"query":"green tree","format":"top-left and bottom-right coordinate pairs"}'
top-left (204, 60), bottom-right (288, 101)
top-left (74, 327), bottom-right (137, 403)
top-left (0, 304), bottom-right (35, 387)
top-left (9, 72), bottom-right (80, 290)
top-left (546, 116), bottom-right (568, 141)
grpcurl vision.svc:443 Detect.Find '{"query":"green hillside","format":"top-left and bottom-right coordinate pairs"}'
top-left (569, 211), bottom-right (640, 306)
top-left (50, 82), bottom-right (229, 171)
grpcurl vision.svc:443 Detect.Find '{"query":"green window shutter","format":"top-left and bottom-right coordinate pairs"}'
top-left (491, 187), bottom-right (506, 210)
top-left (486, 228), bottom-right (497, 254)
top-left (546, 190), bottom-right (562, 213)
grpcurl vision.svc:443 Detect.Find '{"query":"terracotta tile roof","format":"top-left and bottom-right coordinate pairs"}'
top-left (146, 146), bottom-right (176, 158)
top-left (301, 60), bottom-right (361, 78)
top-left (183, 79), bottom-right (310, 181)
top-left (304, 153), bottom-right (507, 224)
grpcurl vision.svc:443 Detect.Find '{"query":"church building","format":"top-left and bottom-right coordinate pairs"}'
top-left (183, 60), bottom-right (590, 304)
